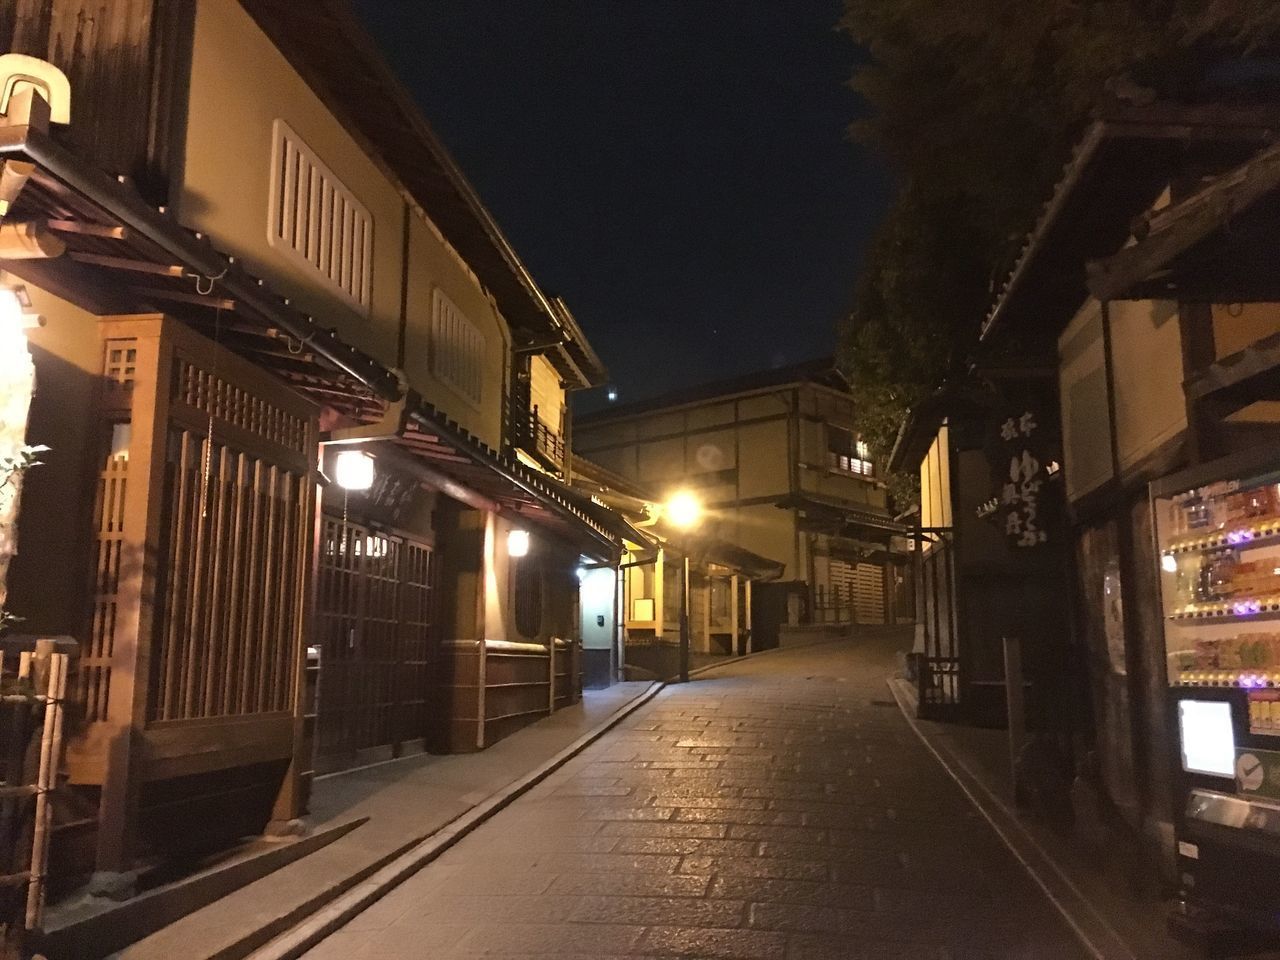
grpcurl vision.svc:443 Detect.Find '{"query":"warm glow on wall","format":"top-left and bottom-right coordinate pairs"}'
top-left (334, 449), bottom-right (376, 491)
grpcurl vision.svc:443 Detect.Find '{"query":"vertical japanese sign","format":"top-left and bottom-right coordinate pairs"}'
top-left (1000, 411), bottom-right (1047, 547)
top-left (984, 389), bottom-right (1061, 551)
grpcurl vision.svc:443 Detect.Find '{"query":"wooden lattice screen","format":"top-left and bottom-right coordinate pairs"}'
top-left (76, 316), bottom-right (319, 870)
top-left (315, 517), bottom-right (434, 767)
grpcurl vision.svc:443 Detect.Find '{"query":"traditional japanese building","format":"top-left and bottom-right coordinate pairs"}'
top-left (569, 455), bottom-right (785, 684)
top-left (0, 0), bottom-right (628, 894)
top-left (574, 358), bottom-right (912, 648)
top-left (899, 100), bottom-right (1280, 939)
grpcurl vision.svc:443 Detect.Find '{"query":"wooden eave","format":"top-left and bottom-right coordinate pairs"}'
top-left (1087, 139), bottom-right (1280, 303)
top-left (981, 106), bottom-right (1280, 347)
top-left (1186, 329), bottom-right (1280, 415)
top-left (0, 126), bottom-right (624, 559)
top-left (777, 493), bottom-right (907, 537)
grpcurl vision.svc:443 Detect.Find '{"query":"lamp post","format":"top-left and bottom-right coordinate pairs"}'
top-left (664, 490), bottom-right (703, 683)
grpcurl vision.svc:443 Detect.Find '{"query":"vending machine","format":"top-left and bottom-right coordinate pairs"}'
top-left (1153, 447), bottom-right (1280, 938)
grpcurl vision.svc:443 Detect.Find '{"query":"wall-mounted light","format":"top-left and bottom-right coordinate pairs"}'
top-left (334, 449), bottom-right (375, 491)
top-left (508, 528), bottom-right (530, 558)
top-left (0, 285), bottom-right (40, 334)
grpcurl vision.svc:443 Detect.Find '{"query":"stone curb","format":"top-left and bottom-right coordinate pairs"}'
top-left (885, 677), bottom-right (1137, 960)
top-left (247, 680), bottom-right (665, 960)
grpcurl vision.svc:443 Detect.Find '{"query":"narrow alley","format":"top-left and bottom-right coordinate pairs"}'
top-left (302, 638), bottom-right (1088, 960)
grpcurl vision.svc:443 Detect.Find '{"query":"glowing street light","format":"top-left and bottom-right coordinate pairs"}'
top-left (665, 490), bottom-right (703, 531)
top-left (662, 489), bottom-right (704, 684)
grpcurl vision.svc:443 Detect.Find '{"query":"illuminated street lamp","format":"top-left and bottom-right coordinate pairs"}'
top-left (664, 489), bottom-right (702, 531)
top-left (664, 490), bottom-right (703, 682)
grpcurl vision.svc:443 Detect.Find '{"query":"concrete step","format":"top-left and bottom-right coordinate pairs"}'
top-left (38, 817), bottom-right (365, 960)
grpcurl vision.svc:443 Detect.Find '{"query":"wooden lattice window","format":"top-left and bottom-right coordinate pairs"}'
top-left (150, 430), bottom-right (311, 720)
top-left (315, 518), bottom-right (434, 762)
top-left (83, 424), bottom-right (129, 722)
top-left (514, 559), bottom-right (542, 639)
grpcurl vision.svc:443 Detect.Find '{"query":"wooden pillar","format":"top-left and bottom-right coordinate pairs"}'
top-left (729, 574), bottom-right (740, 656)
top-left (744, 579), bottom-right (753, 654)
top-left (700, 569), bottom-right (711, 654)
top-left (654, 547), bottom-right (665, 639)
top-left (94, 320), bottom-right (170, 873)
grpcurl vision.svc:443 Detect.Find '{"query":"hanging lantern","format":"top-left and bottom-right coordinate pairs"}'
top-left (334, 449), bottom-right (375, 491)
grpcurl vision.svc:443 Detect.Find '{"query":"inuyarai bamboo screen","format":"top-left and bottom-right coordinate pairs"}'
top-left (149, 357), bottom-right (314, 722)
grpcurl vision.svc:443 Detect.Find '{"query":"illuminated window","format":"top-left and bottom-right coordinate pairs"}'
top-left (430, 288), bottom-right (485, 406)
top-left (827, 426), bottom-right (874, 477)
top-left (269, 120), bottom-right (373, 311)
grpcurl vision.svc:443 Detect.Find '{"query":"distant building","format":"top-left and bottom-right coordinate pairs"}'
top-left (570, 456), bottom-right (785, 685)
top-left (575, 359), bottom-right (911, 645)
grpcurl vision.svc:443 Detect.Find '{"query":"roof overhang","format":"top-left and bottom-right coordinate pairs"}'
top-left (0, 124), bottom-right (624, 559)
top-left (777, 493), bottom-right (908, 536)
top-left (674, 536), bottom-right (785, 581)
top-left (1086, 138), bottom-right (1280, 304)
top-left (981, 104), bottom-right (1280, 348)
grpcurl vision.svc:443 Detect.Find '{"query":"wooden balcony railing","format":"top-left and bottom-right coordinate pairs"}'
top-left (505, 393), bottom-right (565, 469)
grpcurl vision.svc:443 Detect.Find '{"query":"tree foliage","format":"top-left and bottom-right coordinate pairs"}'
top-left (838, 0), bottom-right (1280, 508)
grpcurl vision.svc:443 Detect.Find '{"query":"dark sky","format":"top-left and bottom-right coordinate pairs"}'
top-left (349, 1), bottom-right (890, 412)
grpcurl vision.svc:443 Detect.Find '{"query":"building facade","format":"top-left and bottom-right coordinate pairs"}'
top-left (570, 456), bottom-right (784, 684)
top-left (0, 0), bottom-right (624, 892)
top-left (894, 102), bottom-right (1280, 937)
top-left (575, 359), bottom-right (910, 647)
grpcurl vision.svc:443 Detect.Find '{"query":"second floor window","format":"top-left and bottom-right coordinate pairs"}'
top-left (827, 426), bottom-right (874, 477)
top-left (269, 121), bottom-right (373, 311)
top-left (430, 289), bottom-right (485, 406)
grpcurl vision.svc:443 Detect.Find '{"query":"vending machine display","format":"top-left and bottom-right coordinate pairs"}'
top-left (1153, 451), bottom-right (1280, 938)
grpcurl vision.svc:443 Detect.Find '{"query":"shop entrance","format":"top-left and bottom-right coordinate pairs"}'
top-left (314, 516), bottom-right (435, 773)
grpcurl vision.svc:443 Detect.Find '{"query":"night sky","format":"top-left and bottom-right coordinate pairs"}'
top-left (349, 1), bottom-right (890, 412)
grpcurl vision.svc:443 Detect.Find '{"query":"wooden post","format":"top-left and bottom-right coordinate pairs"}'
top-left (700, 569), bottom-right (711, 655)
top-left (95, 318), bottom-right (170, 874)
top-left (729, 574), bottom-right (740, 656)
top-left (679, 552), bottom-right (690, 683)
top-left (744, 579), bottom-right (753, 654)
top-left (654, 548), bottom-right (665, 640)
top-left (1004, 636), bottom-right (1026, 787)
top-left (548, 636), bottom-right (557, 716)
top-left (26, 648), bottom-right (67, 930)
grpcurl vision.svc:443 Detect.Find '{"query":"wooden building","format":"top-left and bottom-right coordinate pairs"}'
top-left (956, 102), bottom-right (1280, 885)
top-left (570, 456), bottom-right (784, 683)
top-left (0, 0), bottom-right (627, 894)
top-left (575, 359), bottom-right (912, 648)
top-left (889, 374), bottom-right (1075, 726)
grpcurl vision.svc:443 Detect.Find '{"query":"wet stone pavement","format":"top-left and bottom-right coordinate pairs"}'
top-left (303, 639), bottom-right (1088, 959)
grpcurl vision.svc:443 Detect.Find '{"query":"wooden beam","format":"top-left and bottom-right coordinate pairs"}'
top-left (128, 286), bottom-right (235, 310)
top-left (46, 219), bottom-right (129, 240)
top-left (1087, 139), bottom-right (1280, 302)
top-left (70, 251), bottom-right (184, 277)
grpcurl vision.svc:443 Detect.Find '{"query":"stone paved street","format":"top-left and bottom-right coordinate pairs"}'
top-left (303, 638), bottom-right (1089, 959)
